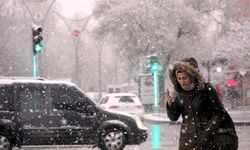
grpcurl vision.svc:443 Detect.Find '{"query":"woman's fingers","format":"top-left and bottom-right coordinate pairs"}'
top-left (166, 89), bottom-right (170, 96)
top-left (166, 89), bottom-right (173, 106)
top-left (166, 89), bottom-right (172, 101)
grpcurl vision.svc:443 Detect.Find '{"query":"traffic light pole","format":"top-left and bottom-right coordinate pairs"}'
top-left (152, 67), bottom-right (160, 150)
top-left (153, 70), bottom-right (159, 107)
top-left (33, 54), bottom-right (37, 78)
top-left (145, 54), bottom-right (160, 112)
top-left (31, 23), bottom-right (43, 78)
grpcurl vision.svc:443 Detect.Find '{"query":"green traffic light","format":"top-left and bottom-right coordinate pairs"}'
top-left (151, 63), bottom-right (159, 72)
top-left (34, 43), bottom-right (44, 53)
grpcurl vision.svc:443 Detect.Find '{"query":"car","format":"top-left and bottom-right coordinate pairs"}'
top-left (98, 93), bottom-right (145, 116)
top-left (0, 77), bottom-right (148, 150)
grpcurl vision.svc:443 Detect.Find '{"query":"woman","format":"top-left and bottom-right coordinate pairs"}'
top-left (166, 57), bottom-right (238, 150)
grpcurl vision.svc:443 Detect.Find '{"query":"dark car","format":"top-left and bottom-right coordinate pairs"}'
top-left (0, 77), bottom-right (148, 150)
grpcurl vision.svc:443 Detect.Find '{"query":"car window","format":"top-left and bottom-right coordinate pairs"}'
top-left (51, 86), bottom-right (92, 112)
top-left (0, 86), bottom-right (14, 111)
top-left (99, 96), bottom-right (109, 104)
top-left (18, 86), bottom-right (48, 112)
top-left (51, 86), bottom-right (75, 102)
top-left (119, 96), bottom-right (135, 103)
top-left (51, 86), bottom-right (76, 110)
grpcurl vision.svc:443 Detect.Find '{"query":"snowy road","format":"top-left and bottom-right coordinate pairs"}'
top-left (14, 122), bottom-right (250, 150)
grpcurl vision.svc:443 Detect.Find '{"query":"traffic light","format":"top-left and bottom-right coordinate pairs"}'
top-left (31, 23), bottom-right (44, 78)
top-left (145, 54), bottom-right (160, 107)
top-left (146, 54), bottom-right (159, 73)
top-left (32, 24), bottom-right (44, 54)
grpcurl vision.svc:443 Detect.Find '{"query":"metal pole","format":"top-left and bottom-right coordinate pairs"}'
top-left (53, 11), bottom-right (92, 85)
top-left (98, 52), bottom-right (102, 100)
top-left (33, 54), bottom-right (37, 78)
top-left (207, 60), bottom-right (211, 82)
top-left (115, 55), bottom-right (118, 85)
top-left (153, 69), bottom-right (160, 113)
top-left (153, 70), bottom-right (159, 107)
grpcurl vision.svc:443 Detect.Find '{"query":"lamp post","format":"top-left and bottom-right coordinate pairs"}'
top-left (95, 40), bottom-right (106, 100)
top-left (54, 11), bottom-right (92, 86)
top-left (202, 60), bottom-right (213, 82)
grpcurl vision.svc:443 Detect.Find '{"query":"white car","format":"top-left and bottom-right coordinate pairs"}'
top-left (98, 93), bottom-right (145, 116)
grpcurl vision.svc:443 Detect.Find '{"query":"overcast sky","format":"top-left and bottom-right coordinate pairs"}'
top-left (58, 0), bottom-right (95, 19)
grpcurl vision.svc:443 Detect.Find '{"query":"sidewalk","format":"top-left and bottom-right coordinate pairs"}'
top-left (142, 107), bottom-right (250, 126)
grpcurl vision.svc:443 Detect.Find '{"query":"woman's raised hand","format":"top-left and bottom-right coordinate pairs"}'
top-left (166, 89), bottom-right (173, 106)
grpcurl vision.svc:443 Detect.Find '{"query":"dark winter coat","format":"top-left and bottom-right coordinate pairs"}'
top-left (166, 61), bottom-right (237, 150)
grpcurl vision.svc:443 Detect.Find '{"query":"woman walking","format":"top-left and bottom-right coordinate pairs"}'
top-left (166, 57), bottom-right (238, 150)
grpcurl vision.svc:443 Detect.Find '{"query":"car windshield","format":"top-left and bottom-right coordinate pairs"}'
top-left (118, 96), bottom-right (135, 103)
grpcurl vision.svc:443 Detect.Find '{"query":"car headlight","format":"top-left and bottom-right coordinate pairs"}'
top-left (134, 116), bottom-right (148, 130)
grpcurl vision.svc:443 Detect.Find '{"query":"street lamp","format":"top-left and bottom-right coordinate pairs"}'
top-left (202, 58), bottom-right (228, 82)
top-left (216, 67), bottom-right (222, 73)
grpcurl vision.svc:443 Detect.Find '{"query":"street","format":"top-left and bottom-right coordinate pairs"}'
top-left (1, 0), bottom-right (250, 150)
top-left (14, 122), bottom-right (250, 150)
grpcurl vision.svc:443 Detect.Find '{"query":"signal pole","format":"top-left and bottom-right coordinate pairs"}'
top-left (146, 54), bottom-right (160, 110)
top-left (153, 65), bottom-right (159, 107)
top-left (31, 23), bottom-right (44, 78)
top-left (146, 54), bottom-right (161, 149)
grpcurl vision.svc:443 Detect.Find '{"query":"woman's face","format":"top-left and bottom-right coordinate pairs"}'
top-left (176, 72), bottom-right (192, 90)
